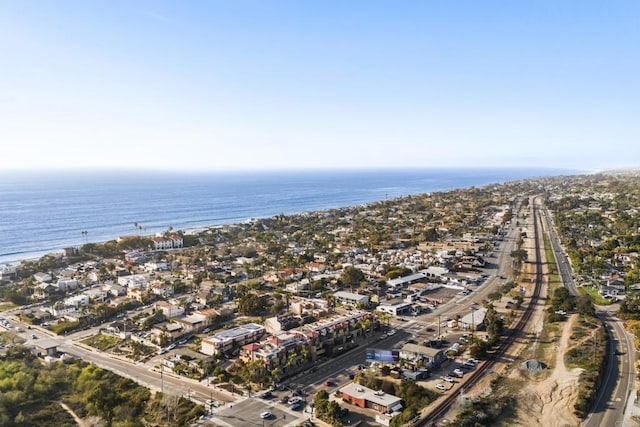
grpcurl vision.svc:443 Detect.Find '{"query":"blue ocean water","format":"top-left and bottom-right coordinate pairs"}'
top-left (0, 168), bottom-right (573, 265)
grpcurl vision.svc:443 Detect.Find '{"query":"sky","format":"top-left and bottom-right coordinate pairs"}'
top-left (0, 1), bottom-right (638, 172)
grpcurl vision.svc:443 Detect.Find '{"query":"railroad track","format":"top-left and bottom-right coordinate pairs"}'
top-left (417, 197), bottom-right (544, 426)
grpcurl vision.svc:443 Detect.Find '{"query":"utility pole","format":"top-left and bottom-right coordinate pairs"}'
top-left (471, 308), bottom-right (475, 337)
top-left (437, 314), bottom-right (441, 339)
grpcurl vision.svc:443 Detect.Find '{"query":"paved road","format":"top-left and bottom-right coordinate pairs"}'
top-left (539, 203), bottom-right (636, 427)
top-left (586, 308), bottom-right (636, 427)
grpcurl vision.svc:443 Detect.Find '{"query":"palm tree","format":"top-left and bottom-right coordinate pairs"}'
top-left (377, 311), bottom-right (391, 329)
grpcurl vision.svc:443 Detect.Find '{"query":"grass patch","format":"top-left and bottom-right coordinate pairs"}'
top-left (81, 333), bottom-right (121, 351)
top-left (564, 314), bottom-right (607, 419)
top-left (0, 301), bottom-right (18, 312)
top-left (50, 320), bottom-right (81, 335)
top-left (578, 286), bottom-right (613, 305)
top-left (543, 235), bottom-right (561, 294)
top-left (529, 322), bottom-right (561, 372)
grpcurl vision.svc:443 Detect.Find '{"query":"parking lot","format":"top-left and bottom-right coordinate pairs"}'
top-left (210, 397), bottom-right (305, 427)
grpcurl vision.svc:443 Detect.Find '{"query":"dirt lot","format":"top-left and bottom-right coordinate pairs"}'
top-left (512, 314), bottom-right (583, 427)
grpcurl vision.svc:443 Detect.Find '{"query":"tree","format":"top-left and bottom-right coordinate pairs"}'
top-left (484, 305), bottom-right (504, 341)
top-left (469, 340), bottom-right (489, 359)
top-left (236, 293), bottom-right (265, 316)
top-left (340, 266), bottom-right (365, 288)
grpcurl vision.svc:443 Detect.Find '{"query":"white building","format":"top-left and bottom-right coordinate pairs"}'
top-left (64, 294), bottom-right (90, 308)
top-left (55, 279), bottom-right (78, 292)
top-left (144, 261), bottom-right (169, 272)
top-left (334, 291), bottom-right (369, 306)
top-left (33, 272), bottom-right (52, 283)
top-left (376, 301), bottom-right (413, 317)
top-left (118, 274), bottom-right (148, 288)
top-left (0, 265), bottom-right (17, 280)
top-left (385, 272), bottom-right (426, 290)
top-left (155, 301), bottom-right (185, 318)
top-left (200, 323), bottom-right (265, 356)
top-left (151, 233), bottom-right (184, 251)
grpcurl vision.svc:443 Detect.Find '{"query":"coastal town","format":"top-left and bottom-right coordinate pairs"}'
top-left (2, 172), bottom-right (640, 427)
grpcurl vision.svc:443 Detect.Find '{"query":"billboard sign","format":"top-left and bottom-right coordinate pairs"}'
top-left (366, 348), bottom-right (399, 362)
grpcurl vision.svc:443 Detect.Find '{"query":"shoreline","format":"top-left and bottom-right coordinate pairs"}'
top-left (0, 168), bottom-right (584, 267)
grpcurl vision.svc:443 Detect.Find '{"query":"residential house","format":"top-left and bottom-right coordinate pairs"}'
top-left (155, 301), bottom-right (185, 318)
top-left (118, 274), bottom-right (148, 288)
top-left (286, 278), bottom-right (310, 294)
top-left (64, 294), bottom-right (90, 308)
top-left (33, 272), bottom-right (52, 283)
top-left (102, 282), bottom-right (126, 297)
top-left (34, 282), bottom-right (57, 299)
top-left (55, 278), bottom-right (79, 293)
top-left (599, 279), bottom-right (626, 297)
top-left (145, 261), bottom-right (169, 272)
top-left (83, 288), bottom-right (108, 302)
top-left (0, 265), bottom-right (17, 281)
top-left (150, 281), bottom-right (174, 298)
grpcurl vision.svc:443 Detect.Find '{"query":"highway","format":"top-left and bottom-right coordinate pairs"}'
top-left (539, 204), bottom-right (636, 427)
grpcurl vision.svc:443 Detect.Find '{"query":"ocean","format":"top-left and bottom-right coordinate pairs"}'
top-left (0, 168), bottom-right (574, 265)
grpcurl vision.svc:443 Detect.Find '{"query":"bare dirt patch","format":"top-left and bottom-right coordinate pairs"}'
top-left (512, 314), bottom-right (583, 427)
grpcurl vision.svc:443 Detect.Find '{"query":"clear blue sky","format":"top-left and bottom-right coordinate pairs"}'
top-left (1, 1), bottom-right (638, 171)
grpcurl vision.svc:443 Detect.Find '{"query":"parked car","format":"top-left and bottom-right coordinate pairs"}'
top-left (453, 368), bottom-right (464, 377)
top-left (325, 380), bottom-right (336, 387)
top-left (260, 391), bottom-right (273, 399)
top-left (290, 402), bottom-right (303, 411)
top-left (289, 397), bottom-right (302, 405)
top-left (280, 396), bottom-right (290, 404)
top-left (442, 376), bottom-right (455, 383)
top-left (435, 383), bottom-right (447, 391)
top-left (260, 411), bottom-right (273, 419)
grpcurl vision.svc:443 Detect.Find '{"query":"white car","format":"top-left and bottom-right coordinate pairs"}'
top-left (453, 369), bottom-right (464, 377)
top-left (260, 411), bottom-right (272, 419)
top-left (443, 376), bottom-right (455, 383)
top-left (435, 383), bottom-right (447, 391)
